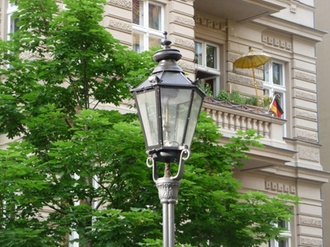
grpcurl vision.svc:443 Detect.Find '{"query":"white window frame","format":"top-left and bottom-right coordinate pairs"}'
top-left (132, 0), bottom-right (165, 52)
top-left (194, 40), bottom-right (221, 96)
top-left (269, 220), bottom-right (292, 247)
top-left (263, 60), bottom-right (286, 117)
top-left (7, 1), bottom-right (18, 39)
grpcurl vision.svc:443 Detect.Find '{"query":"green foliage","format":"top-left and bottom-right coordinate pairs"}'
top-left (0, 0), bottom-right (155, 139)
top-left (245, 95), bottom-right (258, 106)
top-left (198, 81), bottom-right (213, 97)
top-left (216, 90), bottom-right (267, 107)
top-left (0, 110), bottom-right (297, 247)
top-left (0, 0), bottom-right (297, 246)
top-left (216, 89), bottom-right (230, 101)
top-left (174, 112), bottom-right (297, 246)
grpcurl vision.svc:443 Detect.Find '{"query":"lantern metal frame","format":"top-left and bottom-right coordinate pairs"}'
top-left (131, 32), bottom-right (205, 163)
top-left (131, 32), bottom-right (205, 247)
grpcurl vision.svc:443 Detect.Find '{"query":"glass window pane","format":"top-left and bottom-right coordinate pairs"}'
top-left (149, 35), bottom-right (161, 48)
top-left (149, 3), bottom-right (161, 30)
top-left (10, 17), bottom-right (18, 33)
top-left (184, 91), bottom-right (203, 148)
top-left (136, 90), bottom-right (159, 147)
top-left (273, 62), bottom-right (282, 85)
top-left (264, 62), bottom-right (270, 82)
top-left (195, 42), bottom-right (203, 65)
top-left (133, 0), bottom-right (143, 25)
top-left (278, 220), bottom-right (288, 229)
top-left (160, 88), bottom-right (191, 147)
top-left (196, 70), bottom-right (216, 96)
top-left (133, 32), bottom-right (144, 53)
top-left (206, 44), bottom-right (217, 68)
top-left (279, 239), bottom-right (288, 247)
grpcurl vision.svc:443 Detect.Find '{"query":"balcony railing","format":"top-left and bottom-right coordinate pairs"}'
top-left (202, 97), bottom-right (287, 148)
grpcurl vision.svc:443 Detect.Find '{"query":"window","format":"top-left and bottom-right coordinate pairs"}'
top-left (7, 1), bottom-right (18, 38)
top-left (269, 220), bottom-right (292, 247)
top-left (132, 0), bottom-right (164, 52)
top-left (195, 41), bottom-right (220, 96)
top-left (263, 61), bottom-right (286, 118)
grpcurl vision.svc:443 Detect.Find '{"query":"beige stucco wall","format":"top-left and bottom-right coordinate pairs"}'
top-left (315, 0), bottom-right (330, 246)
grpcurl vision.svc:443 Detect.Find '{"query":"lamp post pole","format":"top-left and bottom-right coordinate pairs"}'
top-left (150, 151), bottom-right (189, 247)
top-left (157, 163), bottom-right (179, 247)
top-left (131, 32), bottom-right (204, 247)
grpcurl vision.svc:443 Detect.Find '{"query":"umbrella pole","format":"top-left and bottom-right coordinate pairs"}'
top-left (252, 67), bottom-right (259, 106)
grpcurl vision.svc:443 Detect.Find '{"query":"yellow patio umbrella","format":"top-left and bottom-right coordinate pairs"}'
top-left (233, 47), bottom-right (271, 106)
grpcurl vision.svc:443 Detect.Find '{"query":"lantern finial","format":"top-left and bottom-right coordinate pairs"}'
top-left (161, 31), bottom-right (171, 49)
top-left (153, 31), bottom-right (181, 63)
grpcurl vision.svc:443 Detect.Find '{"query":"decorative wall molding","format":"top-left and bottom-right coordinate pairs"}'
top-left (262, 34), bottom-right (292, 51)
top-left (290, 3), bottom-right (297, 14)
top-left (228, 72), bottom-right (262, 88)
top-left (297, 146), bottom-right (320, 162)
top-left (178, 60), bottom-right (195, 72)
top-left (107, 0), bottom-right (132, 10)
top-left (108, 19), bottom-right (132, 32)
top-left (300, 237), bottom-right (322, 247)
top-left (194, 13), bottom-right (226, 31)
top-left (295, 109), bottom-right (317, 121)
top-left (228, 52), bottom-right (240, 63)
top-left (295, 129), bottom-right (318, 142)
top-left (265, 181), bottom-right (296, 194)
top-left (295, 90), bottom-right (317, 102)
top-left (174, 37), bottom-right (195, 50)
top-left (294, 71), bottom-right (316, 83)
top-left (173, 14), bottom-right (195, 27)
top-left (299, 216), bottom-right (322, 228)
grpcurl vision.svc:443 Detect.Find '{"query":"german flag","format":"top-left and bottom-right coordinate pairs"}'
top-left (270, 97), bottom-right (284, 117)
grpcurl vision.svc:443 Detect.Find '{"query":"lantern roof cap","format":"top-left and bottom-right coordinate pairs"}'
top-left (153, 32), bottom-right (182, 63)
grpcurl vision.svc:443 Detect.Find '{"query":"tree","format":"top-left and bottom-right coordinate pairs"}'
top-left (0, 0), bottom-right (297, 246)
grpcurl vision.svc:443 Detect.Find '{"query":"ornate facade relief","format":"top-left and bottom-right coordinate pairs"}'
top-left (194, 13), bottom-right (226, 31)
top-left (295, 109), bottom-right (317, 121)
top-left (295, 90), bottom-right (317, 102)
top-left (262, 34), bottom-right (292, 51)
top-left (228, 52), bottom-right (239, 64)
top-left (173, 14), bottom-right (195, 27)
top-left (108, 18), bottom-right (132, 33)
top-left (107, 0), bottom-right (131, 10)
top-left (297, 146), bottom-right (320, 162)
top-left (300, 237), bottom-right (322, 247)
top-left (294, 71), bottom-right (316, 83)
top-left (178, 60), bottom-right (195, 73)
top-left (299, 216), bottom-right (322, 228)
top-left (295, 129), bottom-right (318, 142)
top-left (228, 72), bottom-right (263, 88)
top-left (265, 181), bottom-right (296, 194)
top-left (174, 37), bottom-right (195, 50)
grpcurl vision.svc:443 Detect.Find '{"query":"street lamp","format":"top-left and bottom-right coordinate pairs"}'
top-left (131, 32), bottom-right (205, 247)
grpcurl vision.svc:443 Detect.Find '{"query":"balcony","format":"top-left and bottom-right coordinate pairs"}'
top-left (202, 97), bottom-right (296, 170)
top-left (194, 0), bottom-right (285, 22)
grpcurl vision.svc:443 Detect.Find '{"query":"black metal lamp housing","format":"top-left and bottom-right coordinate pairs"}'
top-left (131, 33), bottom-right (205, 163)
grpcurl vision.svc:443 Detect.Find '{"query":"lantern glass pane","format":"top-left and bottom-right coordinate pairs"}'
top-left (184, 91), bottom-right (203, 148)
top-left (135, 90), bottom-right (159, 147)
top-left (160, 88), bottom-right (191, 148)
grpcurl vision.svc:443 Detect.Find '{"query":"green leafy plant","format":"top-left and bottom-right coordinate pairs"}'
top-left (245, 95), bottom-right (258, 106)
top-left (216, 89), bottom-right (230, 101)
top-left (216, 90), bottom-right (270, 107)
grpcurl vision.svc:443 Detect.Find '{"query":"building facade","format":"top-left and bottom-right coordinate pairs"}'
top-left (104, 1), bottom-right (329, 246)
top-left (315, 0), bottom-right (330, 246)
top-left (0, 0), bottom-right (329, 246)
